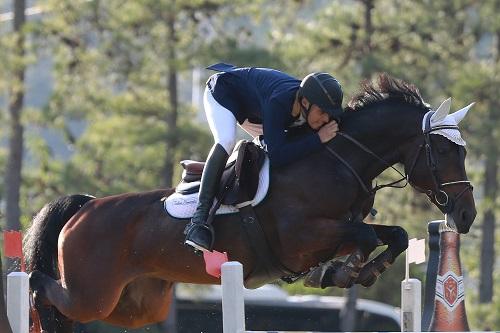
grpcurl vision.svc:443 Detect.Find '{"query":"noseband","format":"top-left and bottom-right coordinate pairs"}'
top-left (325, 111), bottom-right (473, 214)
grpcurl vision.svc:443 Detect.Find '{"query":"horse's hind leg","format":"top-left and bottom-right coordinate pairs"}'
top-left (103, 278), bottom-right (174, 328)
top-left (30, 270), bottom-right (124, 324)
top-left (32, 300), bottom-right (73, 333)
top-left (355, 225), bottom-right (408, 287)
top-left (30, 271), bottom-right (74, 333)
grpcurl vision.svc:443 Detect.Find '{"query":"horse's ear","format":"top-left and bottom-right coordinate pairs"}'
top-left (431, 97), bottom-right (452, 123)
top-left (451, 102), bottom-right (475, 124)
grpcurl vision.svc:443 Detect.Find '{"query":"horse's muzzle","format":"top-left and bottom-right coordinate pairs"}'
top-left (446, 203), bottom-right (476, 234)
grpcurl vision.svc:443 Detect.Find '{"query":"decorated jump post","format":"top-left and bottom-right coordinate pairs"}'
top-left (422, 220), bottom-right (442, 329)
top-left (3, 230), bottom-right (28, 333)
top-left (427, 221), bottom-right (470, 331)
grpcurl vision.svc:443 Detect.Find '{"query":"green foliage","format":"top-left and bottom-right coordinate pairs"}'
top-left (0, 0), bottom-right (497, 330)
top-left (466, 266), bottom-right (500, 330)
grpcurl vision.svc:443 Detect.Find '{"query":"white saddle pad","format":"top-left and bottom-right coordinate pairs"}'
top-left (164, 157), bottom-right (270, 219)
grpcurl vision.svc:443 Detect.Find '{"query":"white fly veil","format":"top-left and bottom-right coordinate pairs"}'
top-left (421, 98), bottom-right (474, 146)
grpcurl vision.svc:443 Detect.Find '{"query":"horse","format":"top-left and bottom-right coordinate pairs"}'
top-left (24, 74), bottom-right (476, 332)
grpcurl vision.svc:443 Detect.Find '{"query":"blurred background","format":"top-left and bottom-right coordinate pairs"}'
top-left (0, 0), bottom-right (498, 331)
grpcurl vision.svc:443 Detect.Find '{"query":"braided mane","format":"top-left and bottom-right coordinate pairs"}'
top-left (346, 73), bottom-right (429, 112)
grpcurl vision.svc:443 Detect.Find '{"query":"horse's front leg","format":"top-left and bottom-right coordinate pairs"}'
top-left (304, 221), bottom-right (378, 289)
top-left (354, 225), bottom-right (408, 287)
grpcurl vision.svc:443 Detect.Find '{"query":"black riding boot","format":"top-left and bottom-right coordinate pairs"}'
top-left (184, 143), bottom-right (229, 252)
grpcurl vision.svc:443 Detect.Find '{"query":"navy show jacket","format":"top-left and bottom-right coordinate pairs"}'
top-left (207, 63), bottom-right (323, 168)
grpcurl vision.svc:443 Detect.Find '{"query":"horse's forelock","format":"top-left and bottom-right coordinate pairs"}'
top-left (346, 73), bottom-right (428, 112)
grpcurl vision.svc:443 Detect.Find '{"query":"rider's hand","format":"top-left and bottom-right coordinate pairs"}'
top-left (318, 120), bottom-right (339, 143)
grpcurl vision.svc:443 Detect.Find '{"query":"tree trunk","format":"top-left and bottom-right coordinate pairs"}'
top-left (360, 0), bottom-right (375, 77)
top-left (479, 205), bottom-right (495, 303)
top-left (4, 0), bottom-right (26, 274)
top-left (479, 28), bottom-right (500, 304)
top-left (479, 151), bottom-right (497, 303)
top-left (158, 2), bottom-right (179, 331)
top-left (363, 0), bottom-right (374, 52)
top-left (162, 0), bottom-right (179, 188)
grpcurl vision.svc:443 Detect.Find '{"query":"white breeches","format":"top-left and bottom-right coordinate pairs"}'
top-left (204, 87), bottom-right (263, 154)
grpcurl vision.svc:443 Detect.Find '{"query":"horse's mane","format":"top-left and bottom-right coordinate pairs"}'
top-left (345, 73), bottom-right (429, 112)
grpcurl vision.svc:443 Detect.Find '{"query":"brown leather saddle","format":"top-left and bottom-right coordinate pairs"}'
top-left (176, 140), bottom-right (266, 206)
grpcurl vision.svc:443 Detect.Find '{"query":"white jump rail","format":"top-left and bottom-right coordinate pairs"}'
top-left (220, 262), bottom-right (424, 333)
top-left (4, 265), bottom-right (487, 333)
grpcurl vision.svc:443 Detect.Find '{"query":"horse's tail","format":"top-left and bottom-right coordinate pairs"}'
top-left (24, 194), bottom-right (95, 276)
top-left (24, 194), bottom-right (95, 333)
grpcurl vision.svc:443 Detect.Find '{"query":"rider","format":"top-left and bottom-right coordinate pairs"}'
top-left (184, 63), bottom-right (344, 252)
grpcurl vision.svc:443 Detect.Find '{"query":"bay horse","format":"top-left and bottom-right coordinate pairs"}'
top-left (24, 74), bottom-right (476, 332)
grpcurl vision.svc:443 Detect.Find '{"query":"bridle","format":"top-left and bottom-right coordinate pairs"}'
top-left (405, 111), bottom-right (473, 213)
top-left (324, 110), bottom-right (473, 214)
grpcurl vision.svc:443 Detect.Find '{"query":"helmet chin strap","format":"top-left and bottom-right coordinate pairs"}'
top-left (301, 103), bottom-right (312, 120)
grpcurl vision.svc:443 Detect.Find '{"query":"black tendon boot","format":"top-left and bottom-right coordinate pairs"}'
top-left (184, 143), bottom-right (229, 252)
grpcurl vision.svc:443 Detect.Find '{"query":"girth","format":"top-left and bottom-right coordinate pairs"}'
top-left (238, 205), bottom-right (296, 288)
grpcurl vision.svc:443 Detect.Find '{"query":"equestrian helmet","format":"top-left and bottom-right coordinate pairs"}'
top-left (299, 72), bottom-right (343, 119)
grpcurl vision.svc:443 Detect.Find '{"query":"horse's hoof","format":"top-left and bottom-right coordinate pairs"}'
top-left (355, 267), bottom-right (379, 287)
top-left (318, 261), bottom-right (344, 288)
top-left (358, 274), bottom-right (377, 287)
top-left (305, 261), bottom-right (338, 288)
top-left (332, 266), bottom-right (358, 288)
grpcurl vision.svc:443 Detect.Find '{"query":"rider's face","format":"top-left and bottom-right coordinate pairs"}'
top-left (306, 105), bottom-right (330, 130)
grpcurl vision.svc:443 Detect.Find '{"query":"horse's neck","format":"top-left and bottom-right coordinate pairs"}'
top-left (339, 104), bottom-right (423, 184)
top-left (275, 104), bottom-right (424, 210)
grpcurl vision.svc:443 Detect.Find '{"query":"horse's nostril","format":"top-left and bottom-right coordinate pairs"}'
top-left (461, 210), bottom-right (468, 222)
top-left (463, 207), bottom-right (477, 223)
top-left (458, 208), bottom-right (475, 233)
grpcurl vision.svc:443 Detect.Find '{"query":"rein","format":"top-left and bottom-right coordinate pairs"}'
top-left (324, 111), bottom-right (472, 213)
top-left (325, 131), bottom-right (409, 196)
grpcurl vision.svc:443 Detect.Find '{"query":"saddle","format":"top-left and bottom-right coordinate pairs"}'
top-left (176, 139), bottom-right (266, 206)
